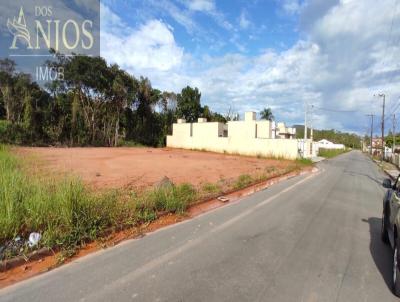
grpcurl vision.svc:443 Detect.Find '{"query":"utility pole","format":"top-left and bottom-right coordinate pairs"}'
top-left (380, 94), bottom-right (386, 160)
top-left (304, 101), bottom-right (307, 141)
top-left (310, 105), bottom-right (314, 141)
top-left (375, 93), bottom-right (386, 160)
top-left (366, 114), bottom-right (374, 155)
top-left (303, 101), bottom-right (307, 157)
top-left (393, 114), bottom-right (396, 154)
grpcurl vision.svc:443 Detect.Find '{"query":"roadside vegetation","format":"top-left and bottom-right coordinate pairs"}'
top-left (0, 145), bottom-right (197, 259)
top-left (0, 145), bottom-right (312, 261)
top-left (318, 148), bottom-right (349, 158)
top-left (233, 174), bottom-right (253, 189)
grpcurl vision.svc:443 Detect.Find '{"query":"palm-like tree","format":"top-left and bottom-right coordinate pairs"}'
top-left (260, 107), bottom-right (274, 121)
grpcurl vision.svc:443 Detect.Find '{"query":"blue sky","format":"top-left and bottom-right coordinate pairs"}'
top-left (100, 0), bottom-right (400, 134)
top-left (102, 0), bottom-right (301, 57)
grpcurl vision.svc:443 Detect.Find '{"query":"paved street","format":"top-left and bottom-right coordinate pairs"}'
top-left (0, 151), bottom-right (398, 301)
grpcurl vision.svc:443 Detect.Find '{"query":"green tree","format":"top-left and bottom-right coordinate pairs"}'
top-left (176, 86), bottom-right (202, 122)
top-left (260, 107), bottom-right (274, 121)
top-left (0, 55), bottom-right (229, 148)
top-left (108, 64), bottom-right (137, 146)
top-left (0, 59), bottom-right (16, 122)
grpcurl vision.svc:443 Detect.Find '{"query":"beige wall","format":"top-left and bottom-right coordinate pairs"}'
top-left (167, 113), bottom-right (313, 159)
top-left (255, 121), bottom-right (272, 139)
top-left (167, 133), bottom-right (300, 159)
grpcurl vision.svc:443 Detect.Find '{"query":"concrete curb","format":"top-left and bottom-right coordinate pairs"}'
top-left (368, 154), bottom-right (398, 181)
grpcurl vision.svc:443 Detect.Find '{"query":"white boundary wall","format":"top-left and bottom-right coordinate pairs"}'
top-left (166, 115), bottom-right (311, 159)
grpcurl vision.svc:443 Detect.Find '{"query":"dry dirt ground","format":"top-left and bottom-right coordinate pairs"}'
top-left (17, 147), bottom-right (295, 190)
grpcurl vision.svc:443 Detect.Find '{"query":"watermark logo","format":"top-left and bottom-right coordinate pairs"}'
top-left (7, 7), bottom-right (32, 49)
top-left (1, 0), bottom-right (100, 83)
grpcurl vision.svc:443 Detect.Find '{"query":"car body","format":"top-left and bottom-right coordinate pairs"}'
top-left (382, 175), bottom-right (400, 296)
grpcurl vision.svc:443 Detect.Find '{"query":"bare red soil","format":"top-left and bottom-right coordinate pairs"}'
top-left (0, 147), bottom-right (311, 288)
top-left (17, 147), bottom-right (294, 190)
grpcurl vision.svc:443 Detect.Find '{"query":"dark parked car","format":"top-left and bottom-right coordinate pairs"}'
top-left (382, 176), bottom-right (400, 296)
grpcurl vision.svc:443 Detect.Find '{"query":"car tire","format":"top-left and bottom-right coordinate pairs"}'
top-left (382, 210), bottom-right (389, 244)
top-left (393, 238), bottom-right (400, 297)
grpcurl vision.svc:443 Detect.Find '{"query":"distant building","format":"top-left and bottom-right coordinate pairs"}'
top-left (275, 122), bottom-right (296, 139)
top-left (372, 138), bottom-right (383, 149)
top-left (317, 139), bottom-right (345, 150)
top-left (167, 111), bottom-right (317, 159)
top-left (368, 138), bottom-right (385, 156)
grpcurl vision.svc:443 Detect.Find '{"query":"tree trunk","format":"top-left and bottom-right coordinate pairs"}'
top-left (114, 112), bottom-right (119, 147)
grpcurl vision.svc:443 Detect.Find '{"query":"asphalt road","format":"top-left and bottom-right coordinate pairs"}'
top-left (0, 151), bottom-right (398, 302)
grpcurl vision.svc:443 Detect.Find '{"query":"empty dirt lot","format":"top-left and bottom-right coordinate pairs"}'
top-left (17, 147), bottom-right (297, 190)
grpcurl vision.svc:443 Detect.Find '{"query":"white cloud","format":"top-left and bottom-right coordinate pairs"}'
top-left (195, 0), bottom-right (400, 132)
top-left (100, 0), bottom-right (400, 133)
top-left (150, 0), bottom-right (199, 34)
top-left (101, 5), bottom-right (184, 73)
top-left (186, 0), bottom-right (216, 12)
top-left (180, 0), bottom-right (233, 31)
top-left (239, 10), bottom-right (251, 29)
top-left (279, 0), bottom-right (303, 15)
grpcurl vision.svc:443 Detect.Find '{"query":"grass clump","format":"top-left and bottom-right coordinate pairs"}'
top-left (318, 148), bottom-right (348, 158)
top-left (201, 182), bottom-right (222, 194)
top-left (233, 174), bottom-right (253, 190)
top-left (296, 158), bottom-right (313, 165)
top-left (142, 183), bottom-right (197, 215)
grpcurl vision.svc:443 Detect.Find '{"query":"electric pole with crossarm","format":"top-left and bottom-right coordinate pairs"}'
top-left (375, 93), bottom-right (386, 160)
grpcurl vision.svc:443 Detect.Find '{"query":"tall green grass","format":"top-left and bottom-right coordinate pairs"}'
top-left (141, 183), bottom-right (197, 215)
top-left (233, 174), bottom-right (253, 189)
top-left (0, 145), bottom-right (122, 250)
top-left (0, 145), bottom-right (198, 257)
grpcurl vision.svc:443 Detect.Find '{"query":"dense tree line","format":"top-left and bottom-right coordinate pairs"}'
top-left (0, 55), bottom-right (228, 147)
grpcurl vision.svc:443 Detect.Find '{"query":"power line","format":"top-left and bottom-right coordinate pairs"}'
top-left (378, 0), bottom-right (400, 116)
top-left (382, 97), bottom-right (400, 121)
top-left (380, 0), bottom-right (399, 70)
